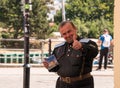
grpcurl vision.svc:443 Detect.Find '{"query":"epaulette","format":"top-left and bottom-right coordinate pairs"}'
top-left (54, 42), bottom-right (65, 48)
top-left (79, 38), bottom-right (90, 43)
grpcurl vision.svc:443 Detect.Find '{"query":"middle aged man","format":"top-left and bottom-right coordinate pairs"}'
top-left (43, 21), bottom-right (98, 88)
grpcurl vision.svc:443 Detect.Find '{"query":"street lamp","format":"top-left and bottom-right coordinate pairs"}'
top-left (21, 0), bottom-right (32, 88)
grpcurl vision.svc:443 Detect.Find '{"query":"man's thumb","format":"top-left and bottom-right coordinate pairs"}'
top-left (73, 34), bottom-right (77, 41)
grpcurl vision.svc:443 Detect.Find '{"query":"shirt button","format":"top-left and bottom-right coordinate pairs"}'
top-left (76, 55), bottom-right (79, 57)
top-left (68, 49), bottom-right (70, 52)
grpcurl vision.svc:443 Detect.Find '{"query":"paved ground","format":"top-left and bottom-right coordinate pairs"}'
top-left (0, 66), bottom-right (114, 88)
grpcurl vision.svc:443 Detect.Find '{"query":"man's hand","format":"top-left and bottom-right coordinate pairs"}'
top-left (43, 61), bottom-right (49, 69)
top-left (72, 35), bottom-right (82, 50)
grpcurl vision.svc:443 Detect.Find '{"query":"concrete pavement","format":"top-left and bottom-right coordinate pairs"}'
top-left (0, 65), bottom-right (114, 88)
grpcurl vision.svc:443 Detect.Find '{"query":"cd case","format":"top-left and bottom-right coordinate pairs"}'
top-left (44, 55), bottom-right (59, 71)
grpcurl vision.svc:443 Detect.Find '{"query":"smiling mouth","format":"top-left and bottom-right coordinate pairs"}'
top-left (66, 38), bottom-right (73, 43)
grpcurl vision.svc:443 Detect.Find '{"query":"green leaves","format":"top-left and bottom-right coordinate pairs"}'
top-left (0, 0), bottom-right (52, 39)
top-left (0, 0), bottom-right (114, 39)
top-left (55, 0), bottom-right (114, 38)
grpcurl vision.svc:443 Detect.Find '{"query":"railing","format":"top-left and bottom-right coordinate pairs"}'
top-left (0, 53), bottom-right (49, 64)
top-left (0, 38), bottom-right (65, 64)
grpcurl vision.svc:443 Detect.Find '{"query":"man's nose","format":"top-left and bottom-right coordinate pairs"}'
top-left (66, 33), bottom-right (70, 37)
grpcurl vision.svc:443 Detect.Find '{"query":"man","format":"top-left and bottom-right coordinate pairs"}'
top-left (96, 29), bottom-right (113, 71)
top-left (43, 21), bottom-right (98, 88)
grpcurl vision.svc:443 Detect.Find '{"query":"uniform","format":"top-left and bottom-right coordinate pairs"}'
top-left (49, 37), bottom-right (98, 88)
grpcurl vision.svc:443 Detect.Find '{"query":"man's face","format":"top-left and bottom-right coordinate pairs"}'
top-left (59, 23), bottom-right (77, 43)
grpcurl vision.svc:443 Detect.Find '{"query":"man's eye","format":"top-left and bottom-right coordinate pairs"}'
top-left (67, 30), bottom-right (72, 33)
top-left (67, 31), bottom-right (70, 33)
top-left (62, 33), bottom-right (66, 36)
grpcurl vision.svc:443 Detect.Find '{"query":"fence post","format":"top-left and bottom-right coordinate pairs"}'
top-left (48, 39), bottom-right (52, 56)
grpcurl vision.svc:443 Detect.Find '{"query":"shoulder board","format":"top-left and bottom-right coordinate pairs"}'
top-left (54, 42), bottom-right (65, 48)
top-left (79, 38), bottom-right (90, 43)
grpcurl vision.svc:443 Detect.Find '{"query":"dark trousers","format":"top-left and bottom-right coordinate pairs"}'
top-left (56, 76), bottom-right (94, 88)
top-left (98, 48), bottom-right (109, 69)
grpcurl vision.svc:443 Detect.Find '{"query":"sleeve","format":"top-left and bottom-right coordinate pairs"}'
top-left (110, 35), bottom-right (113, 41)
top-left (100, 35), bottom-right (104, 42)
top-left (81, 40), bottom-right (98, 59)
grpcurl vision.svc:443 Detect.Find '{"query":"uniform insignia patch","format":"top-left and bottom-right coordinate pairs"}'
top-left (54, 42), bottom-right (65, 48)
top-left (79, 39), bottom-right (90, 43)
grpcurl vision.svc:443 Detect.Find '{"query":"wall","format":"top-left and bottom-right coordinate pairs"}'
top-left (114, 0), bottom-right (120, 88)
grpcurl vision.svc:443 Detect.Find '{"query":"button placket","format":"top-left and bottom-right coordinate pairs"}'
top-left (67, 45), bottom-right (71, 57)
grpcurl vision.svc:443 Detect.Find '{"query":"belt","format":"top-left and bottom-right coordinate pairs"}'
top-left (60, 73), bottom-right (92, 83)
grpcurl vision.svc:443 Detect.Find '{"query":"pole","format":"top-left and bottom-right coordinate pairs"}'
top-left (48, 39), bottom-right (52, 56)
top-left (62, 0), bottom-right (66, 21)
top-left (41, 40), bottom-right (44, 61)
top-left (22, 0), bottom-right (32, 88)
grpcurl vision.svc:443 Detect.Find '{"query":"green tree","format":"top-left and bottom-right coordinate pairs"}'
top-left (65, 0), bottom-right (114, 21)
top-left (0, 0), bottom-right (23, 38)
top-left (30, 0), bottom-right (48, 39)
top-left (0, 0), bottom-right (54, 39)
top-left (54, 0), bottom-right (114, 38)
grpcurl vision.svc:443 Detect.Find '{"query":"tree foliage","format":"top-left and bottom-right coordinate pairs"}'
top-left (0, 0), bottom-right (23, 38)
top-left (30, 0), bottom-right (49, 39)
top-left (55, 0), bottom-right (114, 38)
top-left (0, 0), bottom-right (54, 39)
top-left (0, 0), bottom-right (114, 39)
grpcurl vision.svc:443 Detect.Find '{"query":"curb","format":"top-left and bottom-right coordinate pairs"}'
top-left (0, 63), bottom-right (114, 68)
top-left (0, 63), bottom-right (43, 68)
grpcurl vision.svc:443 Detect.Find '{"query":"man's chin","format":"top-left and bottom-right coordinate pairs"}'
top-left (66, 40), bottom-right (73, 43)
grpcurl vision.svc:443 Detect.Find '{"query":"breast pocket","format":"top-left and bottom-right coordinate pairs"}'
top-left (69, 50), bottom-right (83, 66)
top-left (55, 47), bottom-right (65, 60)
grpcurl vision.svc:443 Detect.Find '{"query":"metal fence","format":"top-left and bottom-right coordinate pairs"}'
top-left (0, 38), bottom-right (65, 64)
top-left (0, 52), bottom-right (49, 64)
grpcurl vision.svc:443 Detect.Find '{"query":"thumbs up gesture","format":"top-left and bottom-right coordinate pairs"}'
top-left (72, 35), bottom-right (82, 50)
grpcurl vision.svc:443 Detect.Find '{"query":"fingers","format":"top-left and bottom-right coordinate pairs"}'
top-left (72, 41), bottom-right (78, 49)
top-left (43, 61), bottom-right (49, 68)
top-left (72, 40), bottom-right (82, 50)
top-left (72, 34), bottom-right (82, 50)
